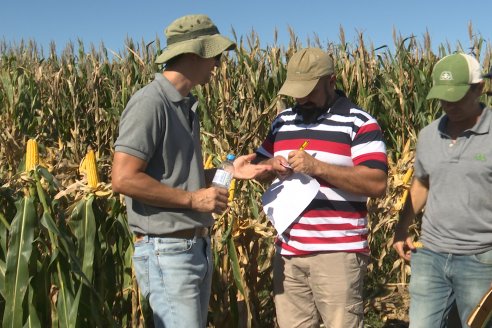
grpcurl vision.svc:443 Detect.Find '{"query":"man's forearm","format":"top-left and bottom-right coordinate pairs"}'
top-left (394, 177), bottom-right (429, 240)
top-left (313, 161), bottom-right (387, 198)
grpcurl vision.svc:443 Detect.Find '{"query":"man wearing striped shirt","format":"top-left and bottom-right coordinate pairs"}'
top-left (255, 48), bottom-right (388, 328)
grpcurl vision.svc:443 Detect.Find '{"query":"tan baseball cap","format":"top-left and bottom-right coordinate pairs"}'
top-left (278, 48), bottom-right (334, 98)
top-left (155, 14), bottom-right (236, 64)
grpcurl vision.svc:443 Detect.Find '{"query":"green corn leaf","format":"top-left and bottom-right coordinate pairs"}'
top-left (122, 243), bottom-right (133, 291)
top-left (68, 195), bottom-right (96, 281)
top-left (3, 196), bottom-right (37, 328)
top-left (227, 235), bottom-right (244, 295)
top-left (55, 260), bottom-right (75, 328)
top-left (24, 284), bottom-right (41, 328)
top-left (68, 284), bottom-right (83, 328)
top-left (0, 259), bottom-right (6, 299)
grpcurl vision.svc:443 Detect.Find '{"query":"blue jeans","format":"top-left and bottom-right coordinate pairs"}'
top-left (409, 247), bottom-right (492, 328)
top-left (132, 235), bottom-right (213, 328)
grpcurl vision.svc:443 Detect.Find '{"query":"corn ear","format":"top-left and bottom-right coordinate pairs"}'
top-left (85, 149), bottom-right (99, 188)
top-left (204, 155), bottom-right (213, 169)
top-left (79, 156), bottom-right (87, 173)
top-left (25, 139), bottom-right (39, 172)
top-left (397, 167), bottom-right (414, 209)
top-left (228, 179), bottom-right (236, 202)
top-left (402, 167), bottom-right (414, 185)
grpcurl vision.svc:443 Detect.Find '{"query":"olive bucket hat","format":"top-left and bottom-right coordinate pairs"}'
top-left (278, 48), bottom-right (334, 98)
top-left (155, 14), bottom-right (236, 64)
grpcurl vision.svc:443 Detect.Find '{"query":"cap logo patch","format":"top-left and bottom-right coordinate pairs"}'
top-left (440, 71), bottom-right (453, 81)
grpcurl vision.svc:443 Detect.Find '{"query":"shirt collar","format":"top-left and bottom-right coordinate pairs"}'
top-left (472, 105), bottom-right (491, 134)
top-left (438, 104), bottom-right (490, 136)
top-left (154, 73), bottom-right (190, 103)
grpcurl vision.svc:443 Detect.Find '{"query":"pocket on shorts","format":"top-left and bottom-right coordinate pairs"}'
top-left (132, 246), bottom-right (150, 298)
top-left (346, 300), bottom-right (364, 315)
top-left (345, 300), bottom-right (364, 326)
top-left (355, 253), bottom-right (369, 267)
top-left (472, 248), bottom-right (492, 265)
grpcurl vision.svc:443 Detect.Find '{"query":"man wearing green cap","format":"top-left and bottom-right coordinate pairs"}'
top-left (393, 53), bottom-right (492, 328)
top-left (254, 48), bottom-right (388, 327)
top-left (112, 14), bottom-right (270, 328)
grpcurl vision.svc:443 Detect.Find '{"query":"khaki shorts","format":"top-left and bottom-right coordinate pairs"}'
top-left (273, 251), bottom-right (368, 328)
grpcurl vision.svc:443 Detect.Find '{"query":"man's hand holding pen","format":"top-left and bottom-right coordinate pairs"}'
top-left (272, 140), bottom-right (318, 179)
top-left (287, 143), bottom-right (318, 176)
top-left (287, 150), bottom-right (317, 176)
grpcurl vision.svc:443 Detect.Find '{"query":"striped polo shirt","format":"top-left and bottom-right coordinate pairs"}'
top-left (257, 94), bottom-right (387, 256)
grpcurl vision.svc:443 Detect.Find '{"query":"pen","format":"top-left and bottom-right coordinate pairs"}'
top-left (299, 140), bottom-right (309, 151)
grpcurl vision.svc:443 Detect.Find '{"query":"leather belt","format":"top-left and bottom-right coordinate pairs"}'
top-left (134, 227), bottom-right (209, 242)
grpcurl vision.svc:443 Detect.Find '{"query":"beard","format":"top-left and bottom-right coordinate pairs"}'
top-left (293, 103), bottom-right (329, 124)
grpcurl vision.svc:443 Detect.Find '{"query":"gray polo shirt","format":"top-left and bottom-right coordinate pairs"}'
top-left (415, 106), bottom-right (492, 254)
top-left (114, 73), bottom-right (213, 235)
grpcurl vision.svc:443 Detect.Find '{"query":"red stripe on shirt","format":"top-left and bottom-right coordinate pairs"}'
top-left (275, 139), bottom-right (351, 157)
top-left (353, 152), bottom-right (387, 166)
top-left (356, 122), bottom-right (381, 134)
top-left (287, 234), bottom-right (367, 244)
top-left (291, 222), bottom-right (366, 231)
top-left (302, 209), bottom-right (368, 219)
top-left (260, 139), bottom-right (274, 155)
top-left (275, 239), bottom-right (369, 255)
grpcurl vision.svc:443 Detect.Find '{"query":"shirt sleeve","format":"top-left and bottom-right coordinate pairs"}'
top-left (114, 90), bottom-right (166, 162)
top-left (351, 117), bottom-right (388, 173)
top-left (413, 130), bottom-right (429, 181)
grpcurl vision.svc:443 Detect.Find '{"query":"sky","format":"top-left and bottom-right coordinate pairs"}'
top-left (1, 0), bottom-right (491, 58)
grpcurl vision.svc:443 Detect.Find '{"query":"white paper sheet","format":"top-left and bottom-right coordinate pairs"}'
top-left (261, 172), bottom-right (320, 235)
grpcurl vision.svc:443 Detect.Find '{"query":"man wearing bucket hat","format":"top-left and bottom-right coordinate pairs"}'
top-left (393, 53), bottom-right (492, 328)
top-left (254, 48), bottom-right (388, 327)
top-left (112, 14), bottom-right (270, 328)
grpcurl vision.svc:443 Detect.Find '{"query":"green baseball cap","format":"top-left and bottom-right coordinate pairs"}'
top-left (278, 48), bottom-right (334, 98)
top-left (427, 53), bottom-right (483, 102)
top-left (155, 14), bottom-right (236, 64)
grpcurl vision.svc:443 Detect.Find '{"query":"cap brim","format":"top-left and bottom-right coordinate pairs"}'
top-left (278, 78), bottom-right (319, 98)
top-left (155, 34), bottom-right (236, 64)
top-left (426, 84), bottom-right (470, 102)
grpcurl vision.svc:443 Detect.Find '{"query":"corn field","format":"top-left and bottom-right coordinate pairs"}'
top-left (0, 25), bottom-right (491, 327)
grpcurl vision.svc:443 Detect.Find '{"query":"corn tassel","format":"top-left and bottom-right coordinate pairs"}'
top-left (85, 149), bottom-right (99, 188)
top-left (25, 139), bottom-right (39, 172)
